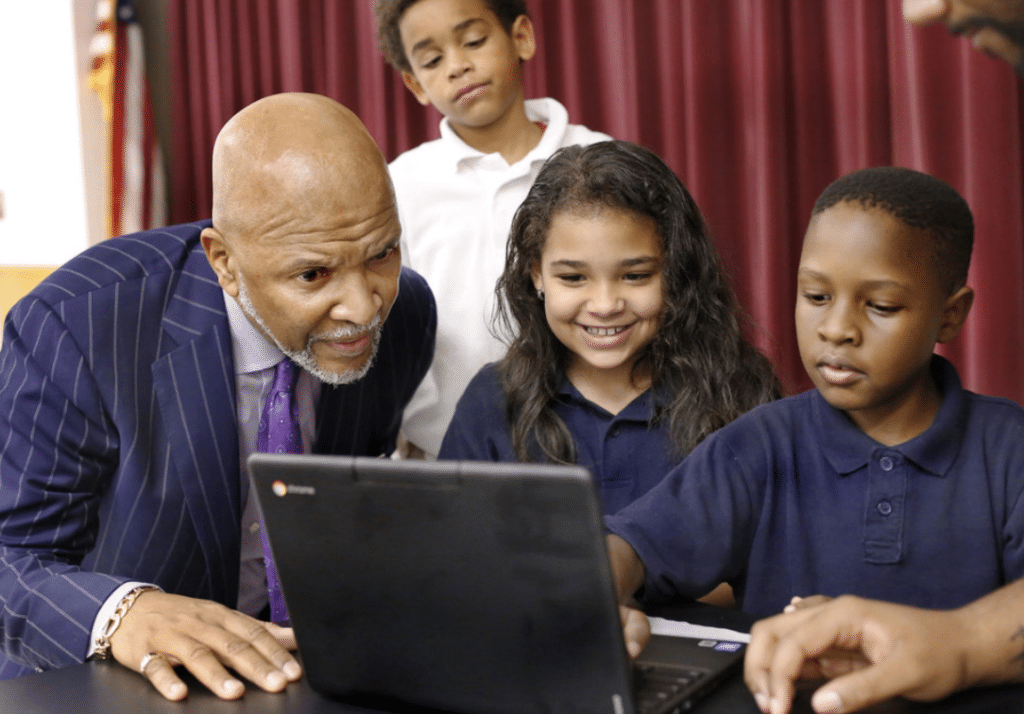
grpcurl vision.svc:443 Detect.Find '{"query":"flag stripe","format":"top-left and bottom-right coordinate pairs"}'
top-left (142, 75), bottom-right (157, 230)
top-left (90, 0), bottom-right (166, 240)
top-left (111, 11), bottom-right (128, 237)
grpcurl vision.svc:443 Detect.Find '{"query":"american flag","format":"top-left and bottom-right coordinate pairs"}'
top-left (88, 0), bottom-right (166, 238)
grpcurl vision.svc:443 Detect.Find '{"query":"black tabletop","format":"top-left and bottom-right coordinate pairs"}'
top-left (1, 602), bottom-right (1021, 714)
top-left (2, 656), bottom-right (1022, 714)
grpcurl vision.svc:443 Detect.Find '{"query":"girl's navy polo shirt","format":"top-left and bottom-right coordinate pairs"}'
top-left (439, 362), bottom-right (678, 515)
top-left (605, 356), bottom-right (1024, 618)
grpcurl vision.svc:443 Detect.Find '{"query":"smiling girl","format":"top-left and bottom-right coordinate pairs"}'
top-left (439, 140), bottom-right (779, 516)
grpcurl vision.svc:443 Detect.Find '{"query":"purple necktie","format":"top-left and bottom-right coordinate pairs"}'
top-left (257, 358), bottom-right (302, 623)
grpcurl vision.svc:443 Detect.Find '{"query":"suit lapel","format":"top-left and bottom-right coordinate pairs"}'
top-left (152, 241), bottom-right (241, 606)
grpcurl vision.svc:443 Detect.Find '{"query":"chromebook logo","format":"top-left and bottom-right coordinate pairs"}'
top-left (271, 480), bottom-right (315, 497)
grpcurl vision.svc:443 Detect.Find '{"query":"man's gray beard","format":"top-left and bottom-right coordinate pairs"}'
top-left (951, 17), bottom-right (1024, 78)
top-left (236, 278), bottom-right (382, 386)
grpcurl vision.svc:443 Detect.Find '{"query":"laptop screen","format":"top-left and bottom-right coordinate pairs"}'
top-left (249, 454), bottom-right (741, 714)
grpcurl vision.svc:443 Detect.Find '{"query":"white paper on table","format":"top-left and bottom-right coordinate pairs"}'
top-left (648, 616), bottom-right (751, 644)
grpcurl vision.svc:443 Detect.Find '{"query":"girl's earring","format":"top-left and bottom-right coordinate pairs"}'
top-left (537, 289), bottom-right (545, 301)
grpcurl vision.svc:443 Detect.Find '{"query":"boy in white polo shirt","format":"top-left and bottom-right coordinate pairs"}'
top-left (374, 0), bottom-right (610, 456)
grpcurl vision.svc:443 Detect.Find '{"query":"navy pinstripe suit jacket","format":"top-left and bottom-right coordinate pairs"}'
top-left (0, 221), bottom-right (436, 678)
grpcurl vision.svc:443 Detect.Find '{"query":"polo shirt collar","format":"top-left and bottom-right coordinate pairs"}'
top-left (555, 371), bottom-right (658, 422)
top-left (438, 97), bottom-right (570, 173)
top-left (524, 97), bottom-right (570, 163)
top-left (813, 354), bottom-right (967, 478)
top-left (437, 119), bottom-right (484, 172)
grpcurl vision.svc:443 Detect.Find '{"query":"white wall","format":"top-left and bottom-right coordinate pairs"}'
top-left (0, 0), bottom-right (105, 267)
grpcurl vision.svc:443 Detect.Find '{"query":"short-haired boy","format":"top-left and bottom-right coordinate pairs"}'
top-left (374, 0), bottom-right (611, 456)
top-left (606, 166), bottom-right (1024, 621)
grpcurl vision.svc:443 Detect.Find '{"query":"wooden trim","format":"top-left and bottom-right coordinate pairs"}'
top-left (1, 267), bottom-right (55, 326)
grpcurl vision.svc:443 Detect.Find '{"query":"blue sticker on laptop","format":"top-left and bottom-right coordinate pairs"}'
top-left (713, 642), bottom-right (743, 653)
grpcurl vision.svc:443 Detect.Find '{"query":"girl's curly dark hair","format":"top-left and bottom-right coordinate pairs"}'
top-left (495, 140), bottom-right (781, 463)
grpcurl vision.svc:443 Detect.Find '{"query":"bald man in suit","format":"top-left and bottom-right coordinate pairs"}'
top-left (0, 93), bottom-right (435, 700)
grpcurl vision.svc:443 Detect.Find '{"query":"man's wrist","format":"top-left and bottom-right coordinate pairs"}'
top-left (952, 586), bottom-right (1024, 688)
top-left (88, 583), bottom-right (162, 660)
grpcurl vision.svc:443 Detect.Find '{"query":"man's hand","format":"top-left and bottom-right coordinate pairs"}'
top-left (743, 595), bottom-right (971, 714)
top-left (109, 590), bottom-right (301, 701)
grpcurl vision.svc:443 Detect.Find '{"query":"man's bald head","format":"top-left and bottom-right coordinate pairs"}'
top-left (200, 94), bottom-right (405, 386)
top-left (210, 93), bottom-right (394, 239)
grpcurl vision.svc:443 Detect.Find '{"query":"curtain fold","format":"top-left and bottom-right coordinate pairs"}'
top-left (168, 0), bottom-right (1024, 404)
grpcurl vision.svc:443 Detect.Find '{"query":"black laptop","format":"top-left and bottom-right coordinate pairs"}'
top-left (249, 454), bottom-right (745, 714)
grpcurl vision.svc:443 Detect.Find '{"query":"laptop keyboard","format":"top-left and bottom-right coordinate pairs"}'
top-left (633, 662), bottom-right (709, 714)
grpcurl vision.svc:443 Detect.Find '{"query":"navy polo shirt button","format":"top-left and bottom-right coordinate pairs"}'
top-left (880, 456), bottom-right (894, 471)
top-left (611, 427), bottom-right (621, 437)
top-left (877, 500), bottom-right (893, 516)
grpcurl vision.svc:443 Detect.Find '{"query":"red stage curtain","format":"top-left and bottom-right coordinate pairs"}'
top-left (168, 0), bottom-right (1024, 404)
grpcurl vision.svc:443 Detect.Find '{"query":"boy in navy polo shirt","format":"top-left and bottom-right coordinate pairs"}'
top-left (605, 166), bottom-right (1024, 623)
